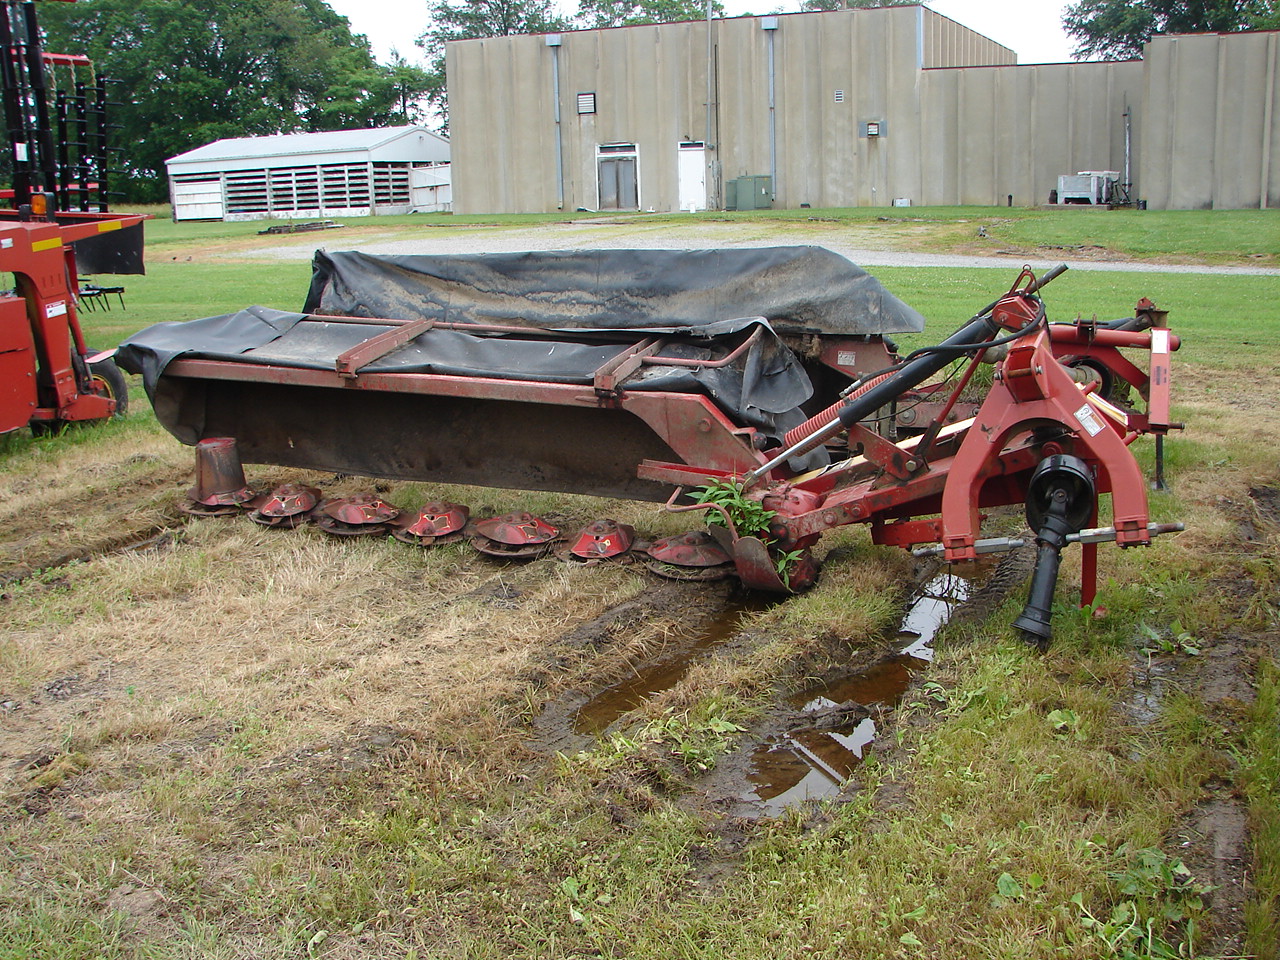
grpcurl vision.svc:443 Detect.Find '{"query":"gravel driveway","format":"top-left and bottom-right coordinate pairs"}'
top-left (247, 217), bottom-right (1280, 276)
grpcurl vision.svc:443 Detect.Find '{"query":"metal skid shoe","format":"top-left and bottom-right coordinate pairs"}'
top-left (183, 437), bottom-right (257, 516)
top-left (730, 537), bottom-right (819, 593)
top-left (1012, 455), bottom-right (1096, 648)
top-left (730, 484), bottom-right (821, 594)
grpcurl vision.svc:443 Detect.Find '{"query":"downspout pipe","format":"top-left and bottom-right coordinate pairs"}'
top-left (1123, 104), bottom-right (1132, 199)
top-left (1261, 33), bottom-right (1276, 210)
top-left (547, 34), bottom-right (564, 211)
top-left (763, 17), bottom-right (778, 202)
top-left (706, 0), bottom-right (716, 208)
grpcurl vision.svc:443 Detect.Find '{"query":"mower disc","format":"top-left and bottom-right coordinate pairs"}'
top-left (393, 500), bottom-right (472, 547)
top-left (641, 530), bottom-right (735, 581)
top-left (557, 518), bottom-right (637, 562)
top-left (314, 494), bottom-right (400, 537)
top-left (471, 511), bottom-right (561, 559)
top-left (249, 483), bottom-right (321, 528)
top-left (180, 485), bottom-right (257, 518)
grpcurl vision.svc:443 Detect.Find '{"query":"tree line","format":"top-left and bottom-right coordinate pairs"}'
top-left (34, 0), bottom-right (1279, 202)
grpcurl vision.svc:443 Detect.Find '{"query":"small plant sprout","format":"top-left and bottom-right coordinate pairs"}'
top-left (1138, 621), bottom-right (1201, 657)
top-left (1046, 708), bottom-right (1085, 740)
top-left (690, 478), bottom-right (776, 538)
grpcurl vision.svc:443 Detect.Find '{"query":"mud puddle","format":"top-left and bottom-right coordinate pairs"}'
top-left (739, 571), bottom-right (973, 815)
top-left (572, 595), bottom-right (770, 735)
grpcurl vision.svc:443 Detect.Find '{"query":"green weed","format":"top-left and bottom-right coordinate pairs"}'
top-left (1070, 845), bottom-right (1212, 959)
top-left (689, 477), bottom-right (775, 538)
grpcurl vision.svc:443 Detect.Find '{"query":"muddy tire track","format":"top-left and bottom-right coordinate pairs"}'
top-left (1125, 480), bottom-right (1279, 955)
top-left (0, 458), bottom-right (191, 584)
top-left (529, 579), bottom-right (736, 755)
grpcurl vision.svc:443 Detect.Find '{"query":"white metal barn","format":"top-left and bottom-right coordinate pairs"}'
top-left (165, 126), bottom-right (451, 221)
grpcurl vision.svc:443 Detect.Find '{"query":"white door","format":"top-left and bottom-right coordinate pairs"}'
top-left (677, 142), bottom-right (706, 212)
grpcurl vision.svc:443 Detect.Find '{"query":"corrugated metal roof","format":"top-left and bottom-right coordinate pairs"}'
top-left (167, 125), bottom-right (443, 164)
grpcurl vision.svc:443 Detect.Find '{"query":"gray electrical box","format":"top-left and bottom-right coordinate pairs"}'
top-left (726, 175), bottom-right (772, 210)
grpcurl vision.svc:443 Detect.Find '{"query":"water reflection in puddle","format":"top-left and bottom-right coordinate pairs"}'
top-left (741, 571), bottom-right (973, 815)
top-left (572, 597), bottom-right (769, 735)
top-left (898, 572), bottom-right (972, 660)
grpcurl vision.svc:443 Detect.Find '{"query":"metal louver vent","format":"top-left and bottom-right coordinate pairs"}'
top-left (577, 92), bottom-right (596, 114)
top-left (834, 90), bottom-right (845, 103)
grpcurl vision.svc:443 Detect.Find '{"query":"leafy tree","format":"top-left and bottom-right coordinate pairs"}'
top-left (384, 51), bottom-right (438, 124)
top-left (37, 0), bottom-right (415, 201)
top-left (418, 0), bottom-right (570, 130)
top-left (1062, 0), bottom-right (1278, 60)
top-left (576, 0), bottom-right (724, 30)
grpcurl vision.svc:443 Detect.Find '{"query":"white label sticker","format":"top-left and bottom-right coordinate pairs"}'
top-left (0, 239), bottom-right (11, 249)
top-left (46, 300), bottom-right (67, 318)
top-left (1075, 403), bottom-right (1105, 437)
top-left (836, 350), bottom-right (857, 367)
top-left (1151, 329), bottom-right (1170, 354)
top-left (14, 142), bottom-right (27, 162)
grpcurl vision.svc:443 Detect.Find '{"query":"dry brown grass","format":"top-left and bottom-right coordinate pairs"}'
top-left (0, 424), bottom-right (188, 577)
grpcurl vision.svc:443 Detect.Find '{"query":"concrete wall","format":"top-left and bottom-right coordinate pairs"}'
top-left (448, 5), bottom-right (1012, 214)
top-left (1140, 31), bottom-right (1279, 209)
top-left (446, 36), bottom-right (557, 213)
top-left (917, 60), bottom-right (1143, 206)
top-left (717, 6), bottom-right (940, 208)
top-left (446, 5), bottom-right (1279, 213)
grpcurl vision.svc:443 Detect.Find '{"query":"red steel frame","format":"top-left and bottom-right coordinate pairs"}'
top-left (639, 289), bottom-right (1179, 598)
top-left (156, 281), bottom-right (1177, 604)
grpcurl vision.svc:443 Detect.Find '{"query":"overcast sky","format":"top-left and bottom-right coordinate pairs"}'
top-left (326, 0), bottom-right (1078, 65)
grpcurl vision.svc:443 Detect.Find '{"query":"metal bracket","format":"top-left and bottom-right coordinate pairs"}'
top-left (335, 319), bottom-right (433, 379)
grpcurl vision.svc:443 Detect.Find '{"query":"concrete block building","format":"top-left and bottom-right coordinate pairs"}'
top-left (444, 5), bottom-right (1278, 212)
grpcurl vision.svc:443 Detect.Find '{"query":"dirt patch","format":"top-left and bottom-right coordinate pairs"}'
top-left (1241, 484), bottom-right (1280, 542)
top-left (1198, 630), bottom-right (1260, 707)
top-left (0, 428), bottom-right (198, 572)
top-left (1176, 792), bottom-right (1251, 957)
top-left (260, 724), bottom-right (421, 776)
top-left (104, 883), bottom-right (168, 921)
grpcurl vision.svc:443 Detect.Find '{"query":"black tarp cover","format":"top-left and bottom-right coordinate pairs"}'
top-left (302, 247), bottom-right (926, 336)
top-left (116, 307), bottom-right (820, 458)
top-left (118, 248), bottom-right (923, 466)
